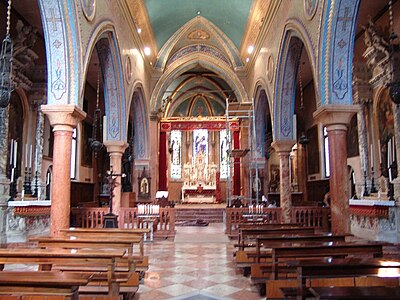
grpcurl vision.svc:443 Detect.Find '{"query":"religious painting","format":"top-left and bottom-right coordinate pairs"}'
top-left (304, 0), bottom-right (318, 20)
top-left (346, 114), bottom-right (359, 158)
top-left (170, 130), bottom-right (182, 179)
top-left (307, 125), bottom-right (320, 174)
top-left (81, 121), bottom-right (93, 167)
top-left (269, 164), bottom-right (280, 192)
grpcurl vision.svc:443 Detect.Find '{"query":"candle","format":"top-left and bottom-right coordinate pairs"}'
top-left (10, 168), bottom-right (14, 182)
top-left (38, 187), bottom-right (41, 200)
top-left (9, 139), bottom-right (13, 165)
top-left (352, 172), bottom-right (355, 184)
top-left (13, 141), bottom-right (17, 168)
top-left (378, 140), bottom-right (382, 164)
top-left (392, 137), bottom-right (396, 163)
top-left (389, 168), bottom-right (393, 182)
top-left (21, 189), bottom-right (24, 199)
top-left (25, 144), bottom-right (28, 167)
top-left (29, 145), bottom-right (33, 169)
top-left (388, 140), bottom-right (392, 166)
top-left (370, 144), bottom-right (374, 168)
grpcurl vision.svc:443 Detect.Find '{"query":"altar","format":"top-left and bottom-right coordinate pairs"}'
top-left (349, 198), bottom-right (399, 243)
top-left (181, 154), bottom-right (217, 203)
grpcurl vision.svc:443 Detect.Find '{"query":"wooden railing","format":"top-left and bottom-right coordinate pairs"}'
top-left (225, 206), bottom-right (330, 235)
top-left (291, 206), bottom-right (330, 230)
top-left (70, 207), bottom-right (176, 238)
top-left (225, 207), bottom-right (281, 235)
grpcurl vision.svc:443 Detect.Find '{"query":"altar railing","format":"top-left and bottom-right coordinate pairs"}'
top-left (225, 206), bottom-right (330, 235)
top-left (70, 207), bottom-right (175, 238)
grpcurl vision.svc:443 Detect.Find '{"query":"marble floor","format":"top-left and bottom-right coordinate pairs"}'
top-left (134, 223), bottom-right (264, 300)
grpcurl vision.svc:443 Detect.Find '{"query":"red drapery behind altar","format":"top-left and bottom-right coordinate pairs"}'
top-left (159, 131), bottom-right (167, 191)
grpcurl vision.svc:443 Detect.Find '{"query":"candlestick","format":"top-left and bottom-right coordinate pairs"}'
top-left (370, 167), bottom-right (377, 193)
top-left (370, 144), bottom-right (374, 168)
top-left (362, 170), bottom-right (369, 197)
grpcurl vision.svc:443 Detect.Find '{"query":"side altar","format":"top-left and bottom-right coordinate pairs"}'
top-left (349, 198), bottom-right (399, 243)
top-left (6, 199), bottom-right (51, 243)
top-left (181, 153), bottom-right (217, 203)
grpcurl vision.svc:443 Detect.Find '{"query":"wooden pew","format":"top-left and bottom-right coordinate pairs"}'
top-left (309, 286), bottom-right (400, 300)
top-left (0, 248), bottom-right (126, 297)
top-left (59, 229), bottom-right (149, 272)
top-left (0, 271), bottom-right (92, 300)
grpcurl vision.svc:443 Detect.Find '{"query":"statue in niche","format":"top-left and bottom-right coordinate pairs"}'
top-left (138, 167), bottom-right (151, 198)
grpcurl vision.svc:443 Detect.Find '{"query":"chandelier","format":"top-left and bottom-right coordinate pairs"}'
top-left (0, 0), bottom-right (13, 108)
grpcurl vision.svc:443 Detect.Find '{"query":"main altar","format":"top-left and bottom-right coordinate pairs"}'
top-left (181, 153), bottom-right (217, 203)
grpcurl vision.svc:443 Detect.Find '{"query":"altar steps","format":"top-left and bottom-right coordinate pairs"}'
top-left (175, 207), bottom-right (224, 223)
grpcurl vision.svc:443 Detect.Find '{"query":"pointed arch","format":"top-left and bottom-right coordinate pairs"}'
top-left (96, 32), bottom-right (126, 141)
top-left (151, 54), bottom-right (248, 113)
top-left (274, 30), bottom-right (303, 141)
top-left (155, 16), bottom-right (243, 71)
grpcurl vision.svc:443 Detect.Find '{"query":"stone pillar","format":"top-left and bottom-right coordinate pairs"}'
top-left (314, 105), bottom-right (359, 234)
top-left (34, 102), bottom-right (45, 198)
top-left (0, 106), bottom-right (10, 245)
top-left (41, 105), bottom-right (86, 237)
top-left (104, 141), bottom-right (128, 214)
top-left (272, 140), bottom-right (295, 223)
top-left (356, 102), bottom-right (369, 190)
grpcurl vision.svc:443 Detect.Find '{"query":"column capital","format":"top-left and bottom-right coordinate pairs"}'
top-left (313, 105), bottom-right (360, 127)
top-left (271, 140), bottom-right (296, 153)
top-left (103, 141), bottom-right (128, 154)
top-left (41, 104), bottom-right (86, 131)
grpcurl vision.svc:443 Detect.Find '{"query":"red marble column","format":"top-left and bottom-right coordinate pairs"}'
top-left (41, 105), bottom-right (86, 237)
top-left (104, 141), bottom-right (128, 215)
top-left (233, 130), bottom-right (240, 195)
top-left (159, 131), bottom-right (167, 191)
top-left (314, 105), bottom-right (359, 234)
top-left (272, 140), bottom-right (295, 223)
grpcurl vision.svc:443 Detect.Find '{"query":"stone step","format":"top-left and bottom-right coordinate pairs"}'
top-left (174, 208), bottom-right (224, 223)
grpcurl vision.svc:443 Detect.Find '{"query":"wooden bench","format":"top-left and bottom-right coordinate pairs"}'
top-left (0, 248), bottom-right (126, 297)
top-left (310, 286), bottom-right (400, 300)
top-left (0, 271), bottom-right (92, 300)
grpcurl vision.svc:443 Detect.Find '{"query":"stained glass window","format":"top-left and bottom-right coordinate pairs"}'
top-left (220, 130), bottom-right (229, 179)
top-left (193, 129), bottom-right (208, 165)
top-left (170, 130), bottom-right (182, 179)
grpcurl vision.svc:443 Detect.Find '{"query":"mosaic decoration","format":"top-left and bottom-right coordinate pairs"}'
top-left (321, 0), bottom-right (360, 105)
top-left (38, 0), bottom-right (67, 103)
top-left (167, 45), bottom-right (231, 67)
top-left (304, 0), bottom-right (318, 20)
top-left (81, 0), bottom-right (95, 21)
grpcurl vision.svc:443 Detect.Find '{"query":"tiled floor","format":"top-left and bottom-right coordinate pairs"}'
top-left (134, 223), bottom-right (264, 300)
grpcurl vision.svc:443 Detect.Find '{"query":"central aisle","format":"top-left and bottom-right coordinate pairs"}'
top-left (134, 223), bottom-right (263, 300)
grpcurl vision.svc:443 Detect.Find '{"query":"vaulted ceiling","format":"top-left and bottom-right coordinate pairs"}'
top-left (144, 0), bottom-right (253, 50)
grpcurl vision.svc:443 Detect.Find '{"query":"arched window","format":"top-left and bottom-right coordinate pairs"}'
top-left (170, 130), bottom-right (182, 179)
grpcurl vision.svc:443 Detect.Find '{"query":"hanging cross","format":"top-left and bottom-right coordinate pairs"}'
top-left (47, 8), bottom-right (62, 32)
top-left (338, 7), bottom-right (352, 32)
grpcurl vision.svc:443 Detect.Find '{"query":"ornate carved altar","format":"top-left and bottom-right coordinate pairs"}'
top-left (182, 154), bottom-right (217, 203)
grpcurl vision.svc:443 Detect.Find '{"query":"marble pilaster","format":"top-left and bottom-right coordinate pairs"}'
top-left (272, 140), bottom-right (295, 223)
top-left (356, 102), bottom-right (369, 176)
top-left (104, 141), bottom-right (128, 214)
top-left (41, 105), bottom-right (86, 237)
top-left (0, 107), bottom-right (10, 245)
top-left (34, 103), bottom-right (45, 198)
top-left (297, 144), bottom-right (308, 201)
top-left (314, 105), bottom-right (359, 234)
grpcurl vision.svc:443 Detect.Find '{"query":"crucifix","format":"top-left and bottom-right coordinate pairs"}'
top-left (338, 7), bottom-right (352, 32)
